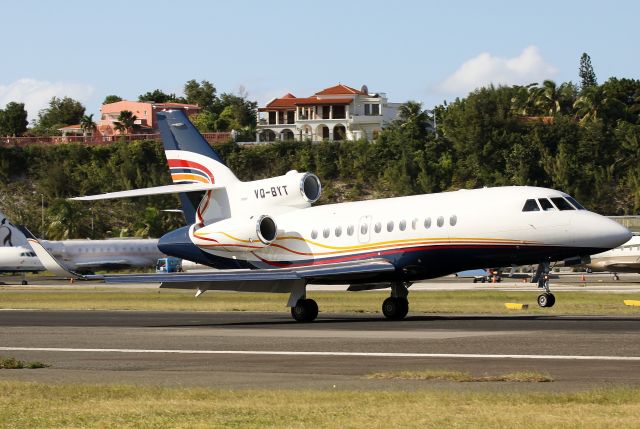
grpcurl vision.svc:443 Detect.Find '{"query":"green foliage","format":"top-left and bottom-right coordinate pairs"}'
top-left (33, 96), bottom-right (85, 135)
top-left (138, 89), bottom-right (184, 103)
top-left (0, 102), bottom-right (29, 136)
top-left (184, 79), bottom-right (217, 112)
top-left (102, 95), bottom-right (123, 104)
top-left (579, 52), bottom-right (598, 90)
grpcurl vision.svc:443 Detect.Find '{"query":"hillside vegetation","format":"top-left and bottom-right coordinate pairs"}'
top-left (1, 76), bottom-right (639, 239)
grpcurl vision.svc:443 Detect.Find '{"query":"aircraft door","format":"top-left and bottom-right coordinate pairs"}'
top-left (358, 215), bottom-right (372, 244)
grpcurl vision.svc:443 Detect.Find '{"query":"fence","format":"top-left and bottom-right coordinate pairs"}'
top-left (1, 132), bottom-right (232, 147)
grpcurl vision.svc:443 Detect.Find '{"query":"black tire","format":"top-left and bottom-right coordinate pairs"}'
top-left (546, 293), bottom-right (556, 307)
top-left (382, 297), bottom-right (409, 320)
top-left (21, 280), bottom-right (27, 285)
top-left (291, 298), bottom-right (318, 322)
top-left (537, 293), bottom-right (555, 308)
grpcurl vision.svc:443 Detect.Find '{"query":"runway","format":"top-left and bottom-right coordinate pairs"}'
top-left (1, 310), bottom-right (639, 391)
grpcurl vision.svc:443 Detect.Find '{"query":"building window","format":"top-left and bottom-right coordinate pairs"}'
top-left (364, 104), bottom-right (370, 116)
top-left (371, 104), bottom-right (380, 115)
top-left (268, 111), bottom-right (276, 125)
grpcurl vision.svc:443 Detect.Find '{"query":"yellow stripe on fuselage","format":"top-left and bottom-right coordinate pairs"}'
top-left (171, 173), bottom-right (209, 183)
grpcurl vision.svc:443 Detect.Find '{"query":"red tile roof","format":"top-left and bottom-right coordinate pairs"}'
top-left (315, 84), bottom-right (364, 95)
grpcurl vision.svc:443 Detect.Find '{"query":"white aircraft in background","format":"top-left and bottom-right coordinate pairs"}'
top-left (583, 235), bottom-right (640, 280)
top-left (30, 110), bottom-right (631, 322)
top-left (0, 211), bottom-right (165, 282)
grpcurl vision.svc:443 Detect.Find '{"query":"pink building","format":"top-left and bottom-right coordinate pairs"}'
top-left (99, 101), bottom-right (201, 137)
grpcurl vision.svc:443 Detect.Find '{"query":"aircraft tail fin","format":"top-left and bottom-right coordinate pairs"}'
top-left (0, 211), bottom-right (30, 247)
top-left (156, 109), bottom-right (238, 224)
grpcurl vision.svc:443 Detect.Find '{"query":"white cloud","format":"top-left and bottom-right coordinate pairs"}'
top-left (0, 78), bottom-right (94, 121)
top-left (437, 46), bottom-right (558, 94)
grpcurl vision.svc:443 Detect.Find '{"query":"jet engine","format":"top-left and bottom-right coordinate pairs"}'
top-left (191, 215), bottom-right (278, 252)
top-left (243, 170), bottom-right (321, 209)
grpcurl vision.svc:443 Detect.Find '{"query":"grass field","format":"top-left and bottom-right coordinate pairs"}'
top-left (1, 381), bottom-right (639, 428)
top-left (1, 286), bottom-right (640, 315)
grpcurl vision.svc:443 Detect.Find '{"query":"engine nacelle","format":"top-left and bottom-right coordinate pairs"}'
top-left (191, 214), bottom-right (277, 252)
top-left (244, 171), bottom-right (321, 209)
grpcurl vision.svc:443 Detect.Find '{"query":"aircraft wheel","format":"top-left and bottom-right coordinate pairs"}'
top-left (537, 293), bottom-right (555, 308)
top-left (291, 298), bottom-right (318, 322)
top-left (382, 297), bottom-right (409, 320)
top-left (21, 280), bottom-right (28, 285)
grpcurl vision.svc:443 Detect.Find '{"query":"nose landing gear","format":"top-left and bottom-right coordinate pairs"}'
top-left (534, 262), bottom-right (555, 308)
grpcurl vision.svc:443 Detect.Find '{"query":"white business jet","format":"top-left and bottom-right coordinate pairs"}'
top-left (29, 110), bottom-right (631, 322)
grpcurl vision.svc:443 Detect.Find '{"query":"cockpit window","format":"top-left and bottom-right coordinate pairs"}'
top-left (538, 198), bottom-right (555, 211)
top-left (551, 197), bottom-right (575, 211)
top-left (522, 199), bottom-right (540, 212)
top-left (565, 196), bottom-right (586, 210)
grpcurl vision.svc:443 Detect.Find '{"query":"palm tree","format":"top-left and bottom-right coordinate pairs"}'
top-left (532, 80), bottom-right (562, 116)
top-left (112, 110), bottom-right (137, 134)
top-left (396, 101), bottom-right (432, 135)
top-left (79, 114), bottom-right (96, 137)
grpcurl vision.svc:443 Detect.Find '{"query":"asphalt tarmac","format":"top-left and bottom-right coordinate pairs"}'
top-left (1, 308), bottom-right (639, 391)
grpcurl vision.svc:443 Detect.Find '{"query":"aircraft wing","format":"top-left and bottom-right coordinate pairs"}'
top-left (105, 259), bottom-right (396, 293)
top-left (27, 236), bottom-right (396, 291)
top-left (68, 183), bottom-right (223, 201)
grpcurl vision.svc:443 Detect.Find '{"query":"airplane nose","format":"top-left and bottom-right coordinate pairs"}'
top-left (571, 213), bottom-right (631, 250)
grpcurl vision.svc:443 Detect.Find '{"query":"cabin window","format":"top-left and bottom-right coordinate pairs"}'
top-left (387, 221), bottom-right (394, 232)
top-left (374, 222), bottom-right (382, 233)
top-left (399, 220), bottom-right (407, 231)
top-left (412, 218), bottom-right (418, 230)
top-left (522, 199), bottom-right (540, 212)
top-left (551, 197), bottom-right (575, 211)
top-left (360, 224), bottom-right (368, 235)
top-left (347, 225), bottom-right (355, 236)
top-left (565, 196), bottom-right (586, 210)
top-left (437, 216), bottom-right (444, 227)
top-left (323, 228), bottom-right (330, 238)
top-left (311, 230), bottom-right (318, 239)
top-left (335, 226), bottom-right (342, 237)
top-left (538, 198), bottom-right (554, 211)
top-left (450, 215), bottom-right (457, 226)
top-left (424, 218), bottom-right (431, 229)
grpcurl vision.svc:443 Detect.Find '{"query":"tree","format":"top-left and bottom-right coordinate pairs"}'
top-left (79, 114), bottom-right (96, 136)
top-left (112, 110), bottom-right (137, 134)
top-left (579, 53), bottom-right (597, 90)
top-left (184, 80), bottom-right (218, 112)
top-left (0, 102), bottom-right (28, 136)
top-left (103, 95), bottom-right (123, 104)
top-left (138, 89), bottom-right (182, 103)
top-left (35, 96), bottom-right (85, 134)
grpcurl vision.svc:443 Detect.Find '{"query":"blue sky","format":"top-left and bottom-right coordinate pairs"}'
top-left (1, 0), bottom-right (638, 121)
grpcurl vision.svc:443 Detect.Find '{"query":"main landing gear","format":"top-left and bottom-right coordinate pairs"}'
top-left (382, 282), bottom-right (410, 320)
top-left (291, 298), bottom-right (318, 323)
top-left (535, 262), bottom-right (555, 308)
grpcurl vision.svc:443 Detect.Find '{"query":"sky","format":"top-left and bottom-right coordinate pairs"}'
top-left (1, 0), bottom-right (639, 122)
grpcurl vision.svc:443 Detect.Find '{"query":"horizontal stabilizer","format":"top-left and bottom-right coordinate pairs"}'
top-left (69, 183), bottom-right (223, 201)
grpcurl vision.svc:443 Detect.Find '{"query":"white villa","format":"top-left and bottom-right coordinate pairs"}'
top-left (256, 84), bottom-right (401, 142)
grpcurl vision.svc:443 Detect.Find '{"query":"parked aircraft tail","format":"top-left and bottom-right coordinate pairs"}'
top-left (0, 211), bottom-right (30, 247)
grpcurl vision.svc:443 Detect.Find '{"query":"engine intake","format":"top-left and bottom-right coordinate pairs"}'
top-left (191, 214), bottom-right (278, 251)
